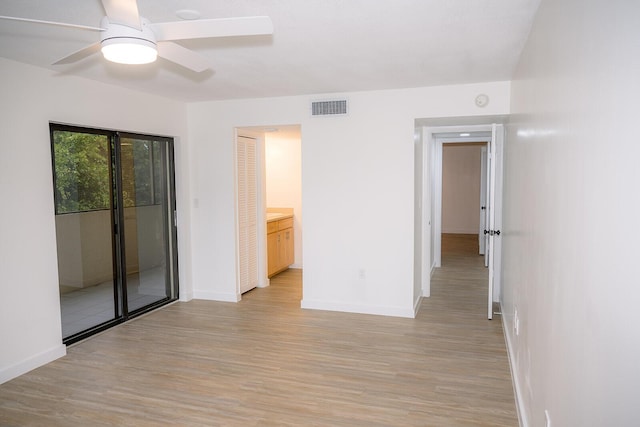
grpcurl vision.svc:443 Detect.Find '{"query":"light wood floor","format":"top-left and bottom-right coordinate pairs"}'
top-left (0, 234), bottom-right (517, 426)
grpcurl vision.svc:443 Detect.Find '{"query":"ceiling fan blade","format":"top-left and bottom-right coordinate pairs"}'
top-left (53, 42), bottom-right (101, 65)
top-left (157, 41), bottom-right (212, 73)
top-left (101, 0), bottom-right (141, 29)
top-left (152, 16), bottom-right (273, 41)
top-left (0, 15), bottom-right (104, 31)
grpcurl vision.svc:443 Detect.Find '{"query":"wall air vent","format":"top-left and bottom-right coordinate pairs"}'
top-left (311, 99), bottom-right (348, 116)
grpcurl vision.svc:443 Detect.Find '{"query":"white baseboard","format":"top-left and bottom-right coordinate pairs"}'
top-left (422, 279), bottom-right (431, 298)
top-left (301, 299), bottom-right (415, 318)
top-left (413, 296), bottom-right (423, 316)
top-left (501, 307), bottom-right (528, 427)
top-left (179, 290), bottom-right (193, 302)
top-left (0, 344), bottom-right (66, 385)
top-left (193, 290), bottom-right (240, 302)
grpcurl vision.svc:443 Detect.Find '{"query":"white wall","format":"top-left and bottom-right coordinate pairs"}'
top-left (55, 211), bottom-right (113, 288)
top-left (265, 132), bottom-right (303, 268)
top-left (442, 145), bottom-right (482, 234)
top-left (187, 81), bottom-right (510, 316)
top-left (0, 58), bottom-right (190, 384)
top-left (55, 206), bottom-right (165, 289)
top-left (502, 0), bottom-right (640, 425)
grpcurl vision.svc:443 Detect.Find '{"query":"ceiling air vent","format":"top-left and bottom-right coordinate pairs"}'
top-left (311, 99), bottom-right (348, 116)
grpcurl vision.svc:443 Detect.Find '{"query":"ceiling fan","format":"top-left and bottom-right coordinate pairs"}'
top-left (0, 0), bottom-right (274, 72)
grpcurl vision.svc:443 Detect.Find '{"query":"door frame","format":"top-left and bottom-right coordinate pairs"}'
top-left (434, 128), bottom-right (492, 269)
top-left (50, 123), bottom-right (179, 344)
top-left (234, 125), bottom-right (304, 299)
top-left (420, 123), bottom-right (503, 304)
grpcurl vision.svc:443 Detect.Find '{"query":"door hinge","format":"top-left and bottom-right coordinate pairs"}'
top-left (484, 229), bottom-right (501, 236)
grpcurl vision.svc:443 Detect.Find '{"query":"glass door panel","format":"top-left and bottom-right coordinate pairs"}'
top-left (52, 129), bottom-right (119, 339)
top-left (120, 136), bottom-right (175, 313)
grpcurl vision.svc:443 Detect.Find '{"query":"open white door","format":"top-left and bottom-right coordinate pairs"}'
top-left (479, 145), bottom-right (488, 257)
top-left (484, 144), bottom-right (491, 268)
top-left (486, 124), bottom-right (504, 320)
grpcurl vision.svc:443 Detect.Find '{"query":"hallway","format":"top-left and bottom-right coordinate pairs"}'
top-left (432, 233), bottom-right (492, 313)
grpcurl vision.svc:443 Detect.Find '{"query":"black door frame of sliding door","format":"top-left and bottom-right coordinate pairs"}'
top-left (50, 123), bottom-right (179, 345)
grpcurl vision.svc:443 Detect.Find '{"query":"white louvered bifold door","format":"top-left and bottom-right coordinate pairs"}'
top-left (236, 136), bottom-right (258, 294)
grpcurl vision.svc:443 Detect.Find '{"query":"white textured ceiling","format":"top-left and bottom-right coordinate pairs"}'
top-left (0, 0), bottom-right (540, 102)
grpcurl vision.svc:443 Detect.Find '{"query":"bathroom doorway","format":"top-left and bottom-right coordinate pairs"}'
top-left (235, 125), bottom-right (302, 300)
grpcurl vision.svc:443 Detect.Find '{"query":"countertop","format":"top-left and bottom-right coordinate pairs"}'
top-left (266, 212), bottom-right (293, 222)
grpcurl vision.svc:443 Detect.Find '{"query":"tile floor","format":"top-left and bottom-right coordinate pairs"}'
top-left (59, 267), bottom-right (168, 338)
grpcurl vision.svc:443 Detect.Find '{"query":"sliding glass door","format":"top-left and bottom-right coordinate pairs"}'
top-left (51, 125), bottom-right (178, 344)
top-left (52, 128), bottom-right (117, 339)
top-left (118, 135), bottom-right (177, 313)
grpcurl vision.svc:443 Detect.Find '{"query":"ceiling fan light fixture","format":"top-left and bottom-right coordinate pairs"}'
top-left (99, 17), bottom-right (158, 65)
top-left (101, 37), bottom-right (157, 64)
top-left (6, 10), bottom-right (273, 72)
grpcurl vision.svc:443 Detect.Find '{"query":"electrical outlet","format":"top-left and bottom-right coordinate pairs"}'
top-left (545, 409), bottom-right (552, 427)
top-left (358, 269), bottom-right (366, 279)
